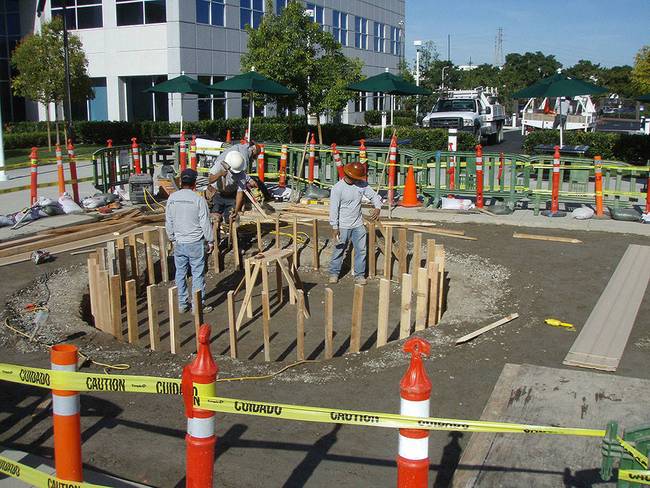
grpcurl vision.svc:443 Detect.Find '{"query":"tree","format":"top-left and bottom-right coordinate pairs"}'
top-left (242, 0), bottom-right (362, 142)
top-left (632, 45), bottom-right (650, 94)
top-left (565, 60), bottom-right (602, 82)
top-left (11, 17), bottom-right (92, 149)
top-left (457, 64), bottom-right (501, 90)
top-left (500, 51), bottom-right (562, 111)
top-left (600, 65), bottom-right (634, 97)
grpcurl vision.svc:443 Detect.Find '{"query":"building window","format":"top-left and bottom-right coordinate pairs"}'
top-left (72, 77), bottom-right (108, 121)
top-left (354, 92), bottom-right (367, 112)
top-left (305, 3), bottom-right (323, 27)
top-left (372, 92), bottom-right (385, 111)
top-left (0, 0), bottom-right (25, 121)
top-left (116, 0), bottom-right (166, 26)
top-left (52, 0), bottom-right (103, 30)
top-left (390, 26), bottom-right (401, 56)
top-left (196, 0), bottom-right (224, 26)
top-left (374, 22), bottom-right (386, 53)
top-left (332, 10), bottom-right (347, 46)
top-left (240, 0), bottom-right (263, 29)
top-left (124, 75), bottom-right (169, 121)
top-left (198, 75), bottom-right (227, 120)
top-left (241, 96), bottom-right (265, 117)
top-left (275, 0), bottom-right (287, 14)
top-left (354, 16), bottom-right (367, 50)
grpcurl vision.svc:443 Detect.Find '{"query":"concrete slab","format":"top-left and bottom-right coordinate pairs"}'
top-left (452, 363), bottom-right (650, 487)
top-left (0, 448), bottom-right (149, 487)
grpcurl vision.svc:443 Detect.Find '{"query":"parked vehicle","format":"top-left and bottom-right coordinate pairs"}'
top-left (421, 87), bottom-right (506, 144)
top-left (521, 95), bottom-right (598, 133)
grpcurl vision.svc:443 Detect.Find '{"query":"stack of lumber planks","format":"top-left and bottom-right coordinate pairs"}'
top-left (0, 209), bottom-right (165, 267)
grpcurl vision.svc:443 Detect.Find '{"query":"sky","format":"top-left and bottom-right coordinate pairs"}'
top-left (405, 0), bottom-right (650, 68)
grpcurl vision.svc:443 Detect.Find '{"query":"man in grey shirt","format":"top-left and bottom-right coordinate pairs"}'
top-left (329, 162), bottom-right (382, 285)
top-left (165, 169), bottom-right (214, 312)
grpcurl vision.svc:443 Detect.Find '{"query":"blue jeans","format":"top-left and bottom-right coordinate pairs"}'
top-left (173, 240), bottom-right (206, 308)
top-left (329, 226), bottom-right (367, 278)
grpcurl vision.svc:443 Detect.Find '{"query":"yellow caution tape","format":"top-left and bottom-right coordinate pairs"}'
top-left (620, 470), bottom-right (650, 485)
top-left (0, 454), bottom-right (110, 488)
top-left (0, 363), bottom-right (182, 395)
top-left (0, 176), bottom-right (95, 195)
top-left (618, 435), bottom-right (649, 469)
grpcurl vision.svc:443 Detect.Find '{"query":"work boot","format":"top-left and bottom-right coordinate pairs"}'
top-left (328, 275), bottom-right (338, 284)
top-left (354, 276), bottom-right (367, 285)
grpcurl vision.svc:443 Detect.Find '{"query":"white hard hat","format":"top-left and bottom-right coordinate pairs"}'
top-left (224, 150), bottom-right (246, 173)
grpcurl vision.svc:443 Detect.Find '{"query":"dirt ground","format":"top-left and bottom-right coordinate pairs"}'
top-left (1, 221), bottom-right (648, 487)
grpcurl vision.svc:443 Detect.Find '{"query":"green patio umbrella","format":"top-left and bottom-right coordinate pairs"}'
top-left (210, 70), bottom-right (296, 141)
top-left (511, 73), bottom-right (609, 147)
top-left (144, 74), bottom-right (222, 132)
top-left (347, 71), bottom-right (431, 137)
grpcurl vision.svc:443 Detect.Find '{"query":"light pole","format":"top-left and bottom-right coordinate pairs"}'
top-left (0, 105), bottom-right (6, 182)
top-left (414, 40), bottom-right (422, 122)
top-left (441, 65), bottom-right (450, 91)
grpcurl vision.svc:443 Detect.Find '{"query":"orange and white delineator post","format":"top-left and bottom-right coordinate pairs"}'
top-left (498, 152), bottom-right (505, 186)
top-left (179, 131), bottom-right (187, 172)
top-left (106, 139), bottom-right (116, 191)
top-left (182, 324), bottom-right (218, 488)
top-left (646, 175), bottom-right (650, 214)
top-left (190, 135), bottom-right (198, 171)
top-left (51, 344), bottom-right (83, 482)
top-left (447, 128), bottom-right (457, 194)
top-left (397, 337), bottom-right (432, 488)
top-left (225, 129), bottom-right (232, 144)
top-left (475, 144), bottom-right (484, 208)
top-left (388, 135), bottom-right (398, 205)
top-left (131, 137), bottom-right (142, 175)
top-left (551, 145), bottom-right (561, 214)
top-left (359, 138), bottom-right (368, 181)
top-left (67, 140), bottom-right (80, 203)
top-left (257, 144), bottom-right (266, 182)
top-left (279, 144), bottom-right (288, 188)
top-left (308, 133), bottom-right (316, 183)
top-left (55, 143), bottom-right (65, 196)
top-left (594, 156), bottom-right (603, 217)
top-left (29, 147), bottom-right (38, 205)
top-left (332, 143), bottom-right (344, 180)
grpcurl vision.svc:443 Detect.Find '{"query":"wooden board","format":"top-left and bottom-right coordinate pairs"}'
top-left (227, 290), bottom-right (237, 359)
top-left (261, 291), bottom-right (271, 362)
top-left (398, 228), bottom-right (408, 280)
top-left (412, 233), bottom-right (422, 284)
top-left (349, 284), bottom-right (364, 353)
top-left (311, 219), bottom-right (319, 270)
top-left (147, 285), bottom-right (160, 351)
top-left (109, 275), bottom-right (123, 341)
top-left (368, 223), bottom-right (376, 279)
top-left (296, 289), bottom-right (305, 360)
top-left (125, 279), bottom-right (138, 345)
top-left (377, 278), bottom-right (390, 347)
top-left (168, 286), bottom-right (181, 354)
top-left (563, 244), bottom-right (650, 371)
top-left (157, 228), bottom-right (169, 283)
top-left (324, 288), bottom-right (334, 359)
top-left (399, 273), bottom-right (412, 339)
top-left (192, 290), bottom-right (203, 352)
top-left (455, 313), bottom-right (519, 344)
top-left (143, 230), bottom-right (155, 285)
top-left (513, 232), bottom-right (582, 244)
top-left (414, 267), bottom-right (428, 331)
top-left (452, 363), bottom-right (650, 487)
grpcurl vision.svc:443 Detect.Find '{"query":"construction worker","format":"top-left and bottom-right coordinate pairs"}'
top-left (206, 150), bottom-right (255, 226)
top-left (329, 162), bottom-right (382, 285)
top-left (165, 168), bottom-right (214, 312)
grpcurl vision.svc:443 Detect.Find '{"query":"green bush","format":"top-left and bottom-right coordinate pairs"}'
top-left (4, 121), bottom-right (50, 133)
top-left (393, 116), bottom-right (416, 127)
top-left (364, 109), bottom-right (416, 125)
top-left (522, 130), bottom-right (650, 164)
top-left (365, 127), bottom-right (476, 152)
top-left (4, 131), bottom-right (51, 149)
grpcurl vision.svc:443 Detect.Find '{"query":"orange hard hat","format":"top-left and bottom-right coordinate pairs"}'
top-left (343, 162), bottom-right (366, 180)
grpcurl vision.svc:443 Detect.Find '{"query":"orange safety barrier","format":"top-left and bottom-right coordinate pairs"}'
top-left (67, 140), bottom-right (80, 203)
top-left (29, 147), bottom-right (38, 205)
top-left (225, 129), bottom-right (232, 144)
top-left (399, 166), bottom-right (421, 208)
top-left (179, 131), bottom-right (187, 172)
top-left (308, 133), bottom-right (316, 183)
top-left (190, 135), bottom-right (198, 171)
top-left (257, 144), bottom-right (265, 182)
top-left (332, 143), bottom-right (344, 180)
top-left (397, 338), bottom-right (432, 488)
top-left (107, 139), bottom-right (116, 192)
top-left (55, 143), bottom-right (65, 196)
top-left (359, 138), bottom-right (368, 181)
top-left (51, 344), bottom-right (82, 482)
top-left (279, 144), bottom-right (288, 188)
top-left (447, 128), bottom-right (457, 195)
top-left (131, 137), bottom-right (142, 175)
top-left (594, 156), bottom-right (603, 217)
top-left (551, 145), bottom-right (561, 214)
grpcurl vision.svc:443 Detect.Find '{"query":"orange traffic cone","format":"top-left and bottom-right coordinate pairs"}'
top-left (399, 165), bottom-right (421, 207)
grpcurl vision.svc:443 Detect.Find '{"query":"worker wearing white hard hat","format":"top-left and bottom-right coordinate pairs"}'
top-left (207, 143), bottom-right (258, 226)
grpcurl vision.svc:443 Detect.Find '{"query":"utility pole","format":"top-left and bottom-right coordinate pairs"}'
top-left (414, 40), bottom-right (422, 122)
top-left (447, 34), bottom-right (450, 63)
top-left (61, 0), bottom-right (75, 142)
top-left (0, 105), bottom-right (6, 182)
top-left (494, 27), bottom-right (503, 67)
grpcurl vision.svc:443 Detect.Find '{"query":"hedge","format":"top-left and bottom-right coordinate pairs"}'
top-left (365, 109), bottom-right (416, 125)
top-left (366, 127), bottom-right (476, 152)
top-left (522, 130), bottom-right (650, 164)
top-left (4, 131), bottom-right (51, 150)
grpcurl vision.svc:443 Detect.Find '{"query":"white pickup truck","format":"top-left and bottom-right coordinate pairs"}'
top-left (422, 88), bottom-right (506, 144)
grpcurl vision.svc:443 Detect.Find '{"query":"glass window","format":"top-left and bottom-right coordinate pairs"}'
top-left (354, 16), bottom-right (367, 49)
top-left (196, 0), bottom-right (224, 26)
top-left (305, 3), bottom-right (323, 27)
top-left (354, 92), bottom-right (367, 112)
top-left (198, 75), bottom-right (227, 120)
top-left (116, 0), bottom-right (166, 26)
top-left (374, 22), bottom-right (386, 53)
top-left (124, 75), bottom-right (169, 121)
top-left (332, 10), bottom-right (347, 46)
top-left (372, 92), bottom-right (384, 111)
top-left (240, 0), bottom-right (263, 29)
top-left (275, 0), bottom-right (287, 14)
top-left (390, 26), bottom-right (401, 55)
top-left (52, 0), bottom-right (103, 30)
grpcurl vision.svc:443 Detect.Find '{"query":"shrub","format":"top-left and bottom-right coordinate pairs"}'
top-left (364, 109), bottom-right (416, 126)
top-left (365, 127), bottom-right (476, 152)
top-left (4, 131), bottom-right (50, 149)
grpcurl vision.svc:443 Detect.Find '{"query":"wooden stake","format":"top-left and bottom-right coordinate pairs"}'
top-left (415, 267), bottom-right (428, 331)
top-left (144, 230), bottom-right (155, 285)
top-left (296, 289), bottom-right (305, 361)
top-left (88, 255), bottom-right (98, 318)
top-left (211, 220), bottom-right (222, 273)
top-left (97, 269), bottom-right (110, 333)
top-left (244, 258), bottom-right (254, 319)
top-left (399, 273), bottom-right (412, 339)
top-left (377, 278), bottom-right (390, 347)
top-left (513, 232), bottom-right (582, 244)
top-left (105, 240), bottom-right (117, 275)
top-left (109, 275), bottom-right (123, 341)
top-left (324, 287), bottom-right (333, 359)
top-left (275, 261), bottom-right (283, 304)
top-left (426, 239), bottom-right (436, 268)
top-left (232, 221), bottom-right (241, 268)
top-left (262, 290), bottom-right (271, 362)
top-left (427, 262), bottom-right (439, 327)
top-left (350, 284), bottom-right (364, 353)
top-left (275, 216), bottom-right (281, 249)
top-left (261, 261), bottom-right (270, 307)
top-left (168, 286), bottom-right (180, 354)
top-left (383, 226), bottom-right (393, 279)
top-left (227, 290), bottom-right (237, 359)
top-left (127, 234), bottom-right (139, 291)
top-left (292, 217), bottom-right (298, 267)
top-left (412, 233), bottom-right (422, 284)
top-left (192, 290), bottom-right (203, 351)
top-left (147, 285), bottom-right (160, 351)
top-left (455, 313), bottom-right (520, 344)
top-left (125, 279), bottom-right (138, 344)
top-left (398, 228), bottom-right (407, 281)
top-left (311, 219), bottom-right (319, 270)
top-left (116, 237), bottom-right (127, 292)
top-left (158, 228), bottom-right (169, 282)
top-left (436, 246), bottom-right (445, 323)
top-left (368, 222), bottom-right (376, 279)
top-left (256, 219), bottom-right (263, 252)
top-left (236, 261), bottom-right (262, 331)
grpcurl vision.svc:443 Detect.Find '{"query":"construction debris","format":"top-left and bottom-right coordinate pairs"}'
top-left (512, 232), bottom-right (582, 244)
top-left (455, 313), bottom-right (519, 344)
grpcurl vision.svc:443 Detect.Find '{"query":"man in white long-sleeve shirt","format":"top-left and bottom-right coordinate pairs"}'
top-left (329, 162), bottom-right (382, 285)
top-left (165, 169), bottom-right (214, 312)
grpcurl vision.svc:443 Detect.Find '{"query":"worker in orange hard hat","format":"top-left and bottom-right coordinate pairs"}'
top-left (328, 162), bottom-right (383, 285)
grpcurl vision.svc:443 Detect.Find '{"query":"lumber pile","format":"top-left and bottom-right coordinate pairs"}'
top-left (0, 209), bottom-right (165, 267)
